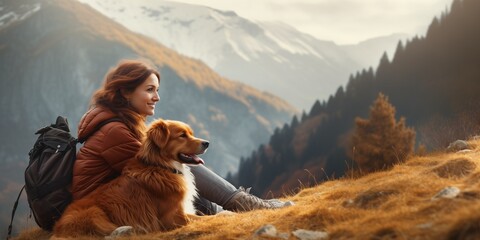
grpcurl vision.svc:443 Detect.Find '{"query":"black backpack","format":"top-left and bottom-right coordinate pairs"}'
top-left (7, 116), bottom-right (120, 237)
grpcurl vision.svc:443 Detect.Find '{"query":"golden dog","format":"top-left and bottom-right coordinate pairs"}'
top-left (52, 119), bottom-right (209, 238)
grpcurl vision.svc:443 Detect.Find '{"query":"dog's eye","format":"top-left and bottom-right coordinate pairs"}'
top-left (180, 133), bottom-right (187, 138)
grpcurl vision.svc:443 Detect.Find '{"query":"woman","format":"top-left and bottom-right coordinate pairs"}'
top-left (72, 59), bottom-right (293, 215)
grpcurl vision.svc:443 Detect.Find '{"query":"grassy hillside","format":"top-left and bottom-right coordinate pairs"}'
top-left (13, 137), bottom-right (480, 239)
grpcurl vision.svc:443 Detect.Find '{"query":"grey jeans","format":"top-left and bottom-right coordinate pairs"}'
top-left (190, 164), bottom-right (237, 215)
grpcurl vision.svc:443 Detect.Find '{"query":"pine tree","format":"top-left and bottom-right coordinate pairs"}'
top-left (350, 93), bottom-right (416, 173)
top-left (309, 100), bottom-right (323, 116)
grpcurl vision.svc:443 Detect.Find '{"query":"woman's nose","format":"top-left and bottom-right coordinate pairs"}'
top-left (153, 92), bottom-right (160, 102)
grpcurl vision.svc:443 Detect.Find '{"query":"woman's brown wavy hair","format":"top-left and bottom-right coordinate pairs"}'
top-left (91, 59), bottom-right (160, 140)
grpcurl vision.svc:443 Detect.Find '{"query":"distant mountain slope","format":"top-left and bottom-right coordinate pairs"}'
top-left (0, 0), bottom-right (295, 178)
top-left (342, 33), bottom-right (409, 71)
top-left (230, 0), bottom-right (480, 197)
top-left (77, 0), bottom-right (405, 110)
top-left (15, 137), bottom-right (480, 239)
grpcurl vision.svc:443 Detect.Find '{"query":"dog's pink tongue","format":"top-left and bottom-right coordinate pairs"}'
top-left (192, 155), bottom-right (205, 165)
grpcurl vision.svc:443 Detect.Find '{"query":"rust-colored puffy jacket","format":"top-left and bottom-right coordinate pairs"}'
top-left (71, 107), bottom-right (141, 200)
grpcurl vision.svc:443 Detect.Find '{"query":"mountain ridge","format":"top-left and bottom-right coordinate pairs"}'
top-left (0, 0), bottom-right (295, 170)
top-left (65, 0), bottom-right (294, 114)
top-left (77, 0), bottom-right (405, 110)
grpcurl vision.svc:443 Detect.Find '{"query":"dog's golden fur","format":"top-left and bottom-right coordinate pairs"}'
top-left (53, 119), bottom-right (208, 238)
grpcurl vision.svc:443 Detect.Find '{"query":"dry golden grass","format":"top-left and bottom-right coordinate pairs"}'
top-left (14, 139), bottom-right (480, 239)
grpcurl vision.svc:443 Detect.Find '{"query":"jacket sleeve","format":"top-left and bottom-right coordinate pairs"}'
top-left (100, 123), bottom-right (141, 173)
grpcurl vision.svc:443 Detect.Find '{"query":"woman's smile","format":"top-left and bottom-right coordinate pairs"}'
top-left (125, 73), bottom-right (160, 116)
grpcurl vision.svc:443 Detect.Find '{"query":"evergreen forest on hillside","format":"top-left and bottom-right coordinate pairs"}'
top-left (228, 0), bottom-right (480, 198)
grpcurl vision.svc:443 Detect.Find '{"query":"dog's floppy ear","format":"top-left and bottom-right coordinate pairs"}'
top-left (148, 119), bottom-right (170, 149)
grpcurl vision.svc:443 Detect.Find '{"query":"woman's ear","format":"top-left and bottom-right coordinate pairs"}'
top-left (120, 88), bottom-right (131, 99)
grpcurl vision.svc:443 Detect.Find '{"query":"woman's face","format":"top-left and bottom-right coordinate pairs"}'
top-left (126, 73), bottom-right (160, 117)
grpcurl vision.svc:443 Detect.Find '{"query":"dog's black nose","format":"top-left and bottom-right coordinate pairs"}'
top-left (202, 141), bottom-right (209, 148)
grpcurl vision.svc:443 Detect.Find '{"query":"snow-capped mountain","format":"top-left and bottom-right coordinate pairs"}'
top-left (0, 0), bottom-right (295, 176)
top-left (77, 0), bottom-right (406, 111)
top-left (0, 0), bottom-right (40, 29)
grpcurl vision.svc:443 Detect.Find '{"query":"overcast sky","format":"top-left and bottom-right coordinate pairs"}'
top-left (171, 0), bottom-right (453, 44)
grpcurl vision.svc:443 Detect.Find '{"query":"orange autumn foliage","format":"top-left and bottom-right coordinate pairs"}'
top-left (350, 93), bottom-right (416, 173)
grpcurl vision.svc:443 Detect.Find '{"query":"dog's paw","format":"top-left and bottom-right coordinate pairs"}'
top-left (105, 226), bottom-right (134, 239)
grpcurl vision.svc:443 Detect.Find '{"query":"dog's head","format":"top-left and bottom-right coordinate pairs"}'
top-left (143, 119), bottom-right (208, 165)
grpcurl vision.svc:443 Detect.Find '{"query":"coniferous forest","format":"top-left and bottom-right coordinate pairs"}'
top-left (227, 0), bottom-right (480, 197)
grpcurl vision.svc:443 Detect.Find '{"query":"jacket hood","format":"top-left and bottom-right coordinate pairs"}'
top-left (77, 106), bottom-right (118, 140)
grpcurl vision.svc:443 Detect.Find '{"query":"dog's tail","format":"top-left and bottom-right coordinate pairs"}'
top-left (53, 206), bottom-right (117, 238)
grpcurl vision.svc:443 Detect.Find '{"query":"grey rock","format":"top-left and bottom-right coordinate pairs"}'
top-left (432, 186), bottom-right (461, 200)
top-left (447, 140), bottom-right (470, 152)
top-left (254, 224), bottom-right (278, 238)
top-left (292, 229), bottom-right (329, 240)
top-left (416, 222), bottom-right (434, 229)
top-left (457, 149), bottom-right (473, 154)
top-left (343, 199), bottom-right (354, 207)
top-left (253, 224), bottom-right (289, 239)
top-left (105, 226), bottom-right (134, 239)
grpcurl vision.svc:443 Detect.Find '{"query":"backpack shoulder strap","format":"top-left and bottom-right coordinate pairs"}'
top-left (7, 185), bottom-right (25, 239)
top-left (77, 118), bottom-right (123, 143)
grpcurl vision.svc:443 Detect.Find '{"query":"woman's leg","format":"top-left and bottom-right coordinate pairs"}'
top-left (190, 165), bottom-right (293, 214)
top-left (190, 164), bottom-right (237, 206)
top-left (194, 196), bottom-right (224, 215)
